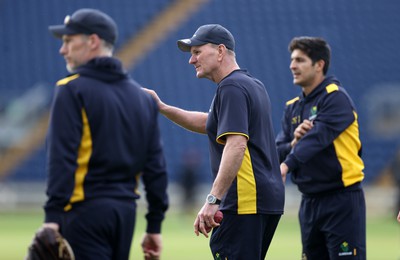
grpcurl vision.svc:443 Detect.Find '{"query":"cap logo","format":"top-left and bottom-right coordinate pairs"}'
top-left (64, 15), bottom-right (71, 25)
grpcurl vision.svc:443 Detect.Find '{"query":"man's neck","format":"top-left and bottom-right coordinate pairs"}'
top-left (214, 63), bottom-right (240, 83)
top-left (302, 76), bottom-right (325, 96)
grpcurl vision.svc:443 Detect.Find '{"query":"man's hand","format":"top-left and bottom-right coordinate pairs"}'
top-left (142, 88), bottom-right (166, 111)
top-left (194, 203), bottom-right (220, 238)
top-left (280, 163), bottom-right (289, 184)
top-left (291, 119), bottom-right (314, 147)
top-left (141, 233), bottom-right (162, 260)
top-left (42, 222), bottom-right (60, 231)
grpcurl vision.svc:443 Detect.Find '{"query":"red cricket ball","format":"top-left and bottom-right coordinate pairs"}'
top-left (214, 210), bottom-right (223, 223)
top-left (204, 210), bottom-right (224, 233)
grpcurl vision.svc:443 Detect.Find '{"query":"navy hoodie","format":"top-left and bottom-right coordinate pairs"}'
top-left (276, 76), bottom-right (364, 195)
top-left (44, 57), bottom-right (168, 233)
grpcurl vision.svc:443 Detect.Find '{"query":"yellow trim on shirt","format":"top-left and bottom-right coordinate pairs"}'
top-left (325, 84), bottom-right (339, 93)
top-left (217, 132), bottom-right (249, 145)
top-left (56, 74), bottom-right (80, 86)
top-left (286, 96), bottom-right (300, 106)
top-left (333, 112), bottom-right (364, 186)
top-left (64, 108), bottom-right (92, 211)
top-left (237, 147), bottom-right (257, 214)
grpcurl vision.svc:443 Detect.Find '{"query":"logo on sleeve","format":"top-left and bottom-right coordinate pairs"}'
top-left (308, 106), bottom-right (317, 121)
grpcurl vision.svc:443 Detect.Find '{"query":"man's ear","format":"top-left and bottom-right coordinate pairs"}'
top-left (218, 44), bottom-right (227, 53)
top-left (316, 59), bottom-right (325, 73)
top-left (87, 34), bottom-right (101, 50)
top-left (217, 44), bottom-right (227, 60)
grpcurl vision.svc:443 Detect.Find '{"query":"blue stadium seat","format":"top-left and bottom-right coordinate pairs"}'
top-left (2, 0), bottom-right (400, 183)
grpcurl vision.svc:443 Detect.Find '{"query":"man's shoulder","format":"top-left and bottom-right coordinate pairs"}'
top-left (220, 70), bottom-right (265, 94)
top-left (322, 83), bottom-right (354, 105)
top-left (221, 69), bottom-right (253, 83)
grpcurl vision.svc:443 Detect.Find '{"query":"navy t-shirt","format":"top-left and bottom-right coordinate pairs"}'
top-left (206, 70), bottom-right (284, 215)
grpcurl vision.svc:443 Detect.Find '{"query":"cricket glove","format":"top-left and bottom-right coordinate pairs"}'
top-left (25, 227), bottom-right (75, 260)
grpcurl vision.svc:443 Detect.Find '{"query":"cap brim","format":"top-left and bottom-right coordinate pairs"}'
top-left (177, 38), bottom-right (207, 52)
top-left (48, 25), bottom-right (79, 38)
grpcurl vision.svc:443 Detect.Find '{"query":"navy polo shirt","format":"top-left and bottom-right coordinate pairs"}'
top-left (206, 70), bottom-right (284, 215)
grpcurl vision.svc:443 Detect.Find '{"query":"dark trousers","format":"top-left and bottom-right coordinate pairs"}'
top-left (210, 213), bottom-right (281, 260)
top-left (300, 189), bottom-right (366, 260)
top-left (60, 198), bottom-right (136, 260)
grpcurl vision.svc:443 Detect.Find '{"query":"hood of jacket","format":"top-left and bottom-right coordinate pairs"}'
top-left (301, 76), bottom-right (341, 101)
top-left (75, 57), bottom-right (128, 82)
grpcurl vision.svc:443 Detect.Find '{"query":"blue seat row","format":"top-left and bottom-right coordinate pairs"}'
top-left (3, 0), bottom-right (400, 183)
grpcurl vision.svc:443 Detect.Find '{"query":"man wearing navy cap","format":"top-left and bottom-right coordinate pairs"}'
top-left (144, 24), bottom-right (284, 259)
top-left (43, 8), bottom-right (169, 260)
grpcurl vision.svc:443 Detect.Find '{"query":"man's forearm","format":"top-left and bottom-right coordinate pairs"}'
top-left (160, 104), bottom-right (208, 134)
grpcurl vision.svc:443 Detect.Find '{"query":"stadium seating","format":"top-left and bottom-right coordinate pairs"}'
top-left (2, 0), bottom-right (399, 183)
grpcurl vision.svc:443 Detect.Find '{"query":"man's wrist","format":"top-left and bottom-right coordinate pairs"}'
top-left (206, 194), bottom-right (221, 205)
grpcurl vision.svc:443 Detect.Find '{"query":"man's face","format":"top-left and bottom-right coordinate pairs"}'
top-left (60, 34), bottom-right (91, 73)
top-left (290, 49), bottom-right (320, 87)
top-left (188, 44), bottom-right (219, 80)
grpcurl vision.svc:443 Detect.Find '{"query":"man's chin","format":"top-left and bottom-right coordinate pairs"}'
top-left (196, 72), bottom-right (204, 78)
top-left (66, 65), bottom-right (76, 73)
top-left (293, 79), bottom-right (302, 85)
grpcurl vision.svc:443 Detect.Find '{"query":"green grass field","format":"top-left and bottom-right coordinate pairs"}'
top-left (0, 210), bottom-right (398, 259)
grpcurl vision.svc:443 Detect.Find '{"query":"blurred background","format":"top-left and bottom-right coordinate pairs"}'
top-left (0, 0), bottom-right (399, 219)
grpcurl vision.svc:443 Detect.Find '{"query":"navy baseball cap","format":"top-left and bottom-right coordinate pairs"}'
top-left (49, 8), bottom-right (118, 45)
top-left (177, 24), bottom-right (235, 52)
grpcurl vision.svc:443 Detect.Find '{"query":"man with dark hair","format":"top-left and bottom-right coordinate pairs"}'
top-left (44, 8), bottom-right (168, 260)
top-left (144, 24), bottom-right (284, 259)
top-left (276, 36), bottom-right (366, 259)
